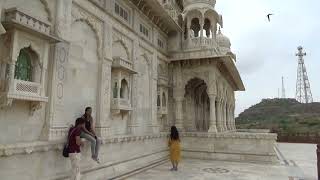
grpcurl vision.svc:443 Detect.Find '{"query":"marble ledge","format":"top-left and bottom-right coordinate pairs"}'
top-left (0, 133), bottom-right (169, 157)
top-left (181, 132), bottom-right (277, 140)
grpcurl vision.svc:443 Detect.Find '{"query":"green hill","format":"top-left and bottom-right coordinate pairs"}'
top-left (236, 98), bottom-right (320, 134)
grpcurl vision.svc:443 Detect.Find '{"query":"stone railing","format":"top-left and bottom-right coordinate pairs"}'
top-left (184, 37), bottom-right (217, 50)
top-left (237, 129), bottom-right (271, 133)
top-left (112, 57), bottom-right (136, 73)
top-left (112, 98), bottom-right (132, 111)
top-left (0, 134), bottom-right (168, 157)
top-left (13, 79), bottom-right (40, 95)
top-left (181, 132), bottom-right (277, 140)
top-left (183, 0), bottom-right (216, 7)
top-left (4, 8), bottom-right (51, 35)
top-left (6, 79), bottom-right (48, 102)
top-left (169, 48), bottom-right (220, 61)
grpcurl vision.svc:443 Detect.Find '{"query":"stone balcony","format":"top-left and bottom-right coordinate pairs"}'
top-left (8, 79), bottom-right (47, 102)
top-left (4, 8), bottom-right (50, 34)
top-left (2, 8), bottom-right (60, 42)
top-left (112, 98), bottom-right (132, 112)
top-left (112, 57), bottom-right (137, 74)
top-left (1, 79), bottom-right (48, 104)
top-left (157, 106), bottom-right (168, 115)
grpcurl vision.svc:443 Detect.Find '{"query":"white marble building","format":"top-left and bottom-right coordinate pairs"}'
top-left (0, 0), bottom-right (277, 179)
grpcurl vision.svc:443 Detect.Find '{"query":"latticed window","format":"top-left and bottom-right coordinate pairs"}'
top-left (15, 49), bottom-right (32, 81)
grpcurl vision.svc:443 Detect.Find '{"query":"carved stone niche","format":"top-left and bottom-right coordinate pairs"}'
top-left (157, 63), bottom-right (169, 116)
top-left (0, 8), bottom-right (60, 115)
top-left (111, 56), bottom-right (137, 115)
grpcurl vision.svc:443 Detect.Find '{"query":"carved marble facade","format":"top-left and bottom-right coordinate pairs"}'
top-left (0, 0), bottom-right (276, 179)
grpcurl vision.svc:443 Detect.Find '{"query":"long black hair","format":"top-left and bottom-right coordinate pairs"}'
top-left (75, 118), bottom-right (86, 126)
top-left (170, 126), bottom-right (180, 140)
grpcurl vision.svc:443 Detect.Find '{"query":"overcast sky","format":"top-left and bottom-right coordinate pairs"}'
top-left (215, 0), bottom-right (320, 116)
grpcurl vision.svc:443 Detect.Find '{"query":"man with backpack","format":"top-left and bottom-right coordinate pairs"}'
top-left (68, 118), bottom-right (86, 180)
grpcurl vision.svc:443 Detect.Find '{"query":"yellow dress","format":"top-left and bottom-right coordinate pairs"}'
top-left (168, 139), bottom-right (181, 162)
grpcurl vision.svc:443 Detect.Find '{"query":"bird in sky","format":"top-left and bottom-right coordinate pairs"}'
top-left (267, 13), bottom-right (274, 22)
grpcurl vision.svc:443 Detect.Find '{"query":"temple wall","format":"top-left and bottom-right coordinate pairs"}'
top-left (0, 0), bottom-right (279, 179)
top-left (0, 0), bottom-right (171, 143)
top-left (181, 132), bottom-right (278, 163)
top-left (0, 134), bottom-right (169, 180)
top-left (0, 101), bottom-right (46, 144)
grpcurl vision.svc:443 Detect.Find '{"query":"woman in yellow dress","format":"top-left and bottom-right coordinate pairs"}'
top-left (168, 126), bottom-right (181, 171)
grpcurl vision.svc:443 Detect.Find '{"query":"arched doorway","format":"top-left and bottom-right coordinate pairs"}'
top-left (184, 78), bottom-right (210, 132)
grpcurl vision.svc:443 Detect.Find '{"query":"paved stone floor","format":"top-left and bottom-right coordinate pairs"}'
top-left (276, 143), bottom-right (317, 180)
top-left (127, 143), bottom-right (317, 180)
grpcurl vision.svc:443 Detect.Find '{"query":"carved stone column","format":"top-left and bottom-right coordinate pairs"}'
top-left (42, 42), bottom-right (70, 141)
top-left (231, 104), bottom-right (236, 130)
top-left (208, 94), bottom-right (217, 133)
top-left (211, 24), bottom-right (216, 39)
top-left (200, 17), bottom-right (204, 37)
top-left (222, 99), bottom-right (228, 131)
top-left (187, 18), bottom-right (191, 40)
top-left (7, 62), bottom-right (16, 94)
top-left (200, 16), bottom-right (204, 45)
top-left (150, 53), bottom-right (159, 133)
top-left (0, 3), bottom-right (6, 35)
top-left (174, 93), bottom-right (184, 131)
top-left (227, 104), bottom-right (232, 130)
top-left (54, 0), bottom-right (72, 39)
top-left (95, 59), bottom-right (112, 137)
top-left (224, 102), bottom-right (230, 131)
top-left (215, 98), bottom-right (221, 132)
top-left (173, 61), bottom-right (184, 131)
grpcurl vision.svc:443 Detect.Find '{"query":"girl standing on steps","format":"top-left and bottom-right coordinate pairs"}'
top-left (168, 126), bottom-right (181, 171)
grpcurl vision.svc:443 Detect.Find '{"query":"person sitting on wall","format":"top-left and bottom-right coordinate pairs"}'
top-left (68, 118), bottom-right (86, 180)
top-left (80, 107), bottom-right (101, 163)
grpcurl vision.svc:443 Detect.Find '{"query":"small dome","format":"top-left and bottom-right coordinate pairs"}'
top-left (216, 28), bottom-right (231, 48)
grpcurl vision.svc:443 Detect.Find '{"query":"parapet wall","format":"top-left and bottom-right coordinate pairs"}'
top-left (0, 134), bottom-right (169, 180)
top-left (0, 132), bottom-right (278, 180)
top-left (181, 132), bottom-right (278, 163)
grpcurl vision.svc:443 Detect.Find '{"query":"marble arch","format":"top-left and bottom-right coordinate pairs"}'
top-left (72, 18), bottom-right (101, 59)
top-left (182, 75), bottom-right (210, 92)
top-left (112, 40), bottom-right (130, 61)
top-left (184, 77), bottom-right (210, 131)
top-left (39, 0), bottom-right (52, 22)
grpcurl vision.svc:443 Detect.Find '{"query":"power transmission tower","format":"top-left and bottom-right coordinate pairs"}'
top-left (295, 46), bottom-right (313, 103)
top-left (281, 76), bottom-right (286, 98)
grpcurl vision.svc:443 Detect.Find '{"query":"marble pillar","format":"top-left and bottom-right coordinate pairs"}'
top-left (0, 3), bottom-right (6, 35)
top-left (216, 98), bottom-right (223, 132)
top-left (208, 94), bottom-right (217, 133)
top-left (222, 99), bottom-right (228, 131)
top-left (231, 104), bottom-right (236, 130)
top-left (174, 96), bottom-right (184, 131)
top-left (227, 104), bottom-right (232, 131)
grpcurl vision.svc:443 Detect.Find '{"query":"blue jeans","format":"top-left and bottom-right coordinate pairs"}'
top-left (80, 132), bottom-right (101, 158)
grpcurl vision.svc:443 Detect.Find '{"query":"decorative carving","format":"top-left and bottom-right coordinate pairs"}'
top-left (30, 101), bottom-right (42, 116)
top-left (71, 4), bottom-right (103, 60)
top-left (39, 0), bottom-right (53, 22)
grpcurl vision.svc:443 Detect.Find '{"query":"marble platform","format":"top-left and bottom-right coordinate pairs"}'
top-left (126, 143), bottom-right (317, 180)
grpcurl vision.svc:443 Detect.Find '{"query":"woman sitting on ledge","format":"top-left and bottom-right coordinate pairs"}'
top-left (80, 107), bottom-right (101, 163)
